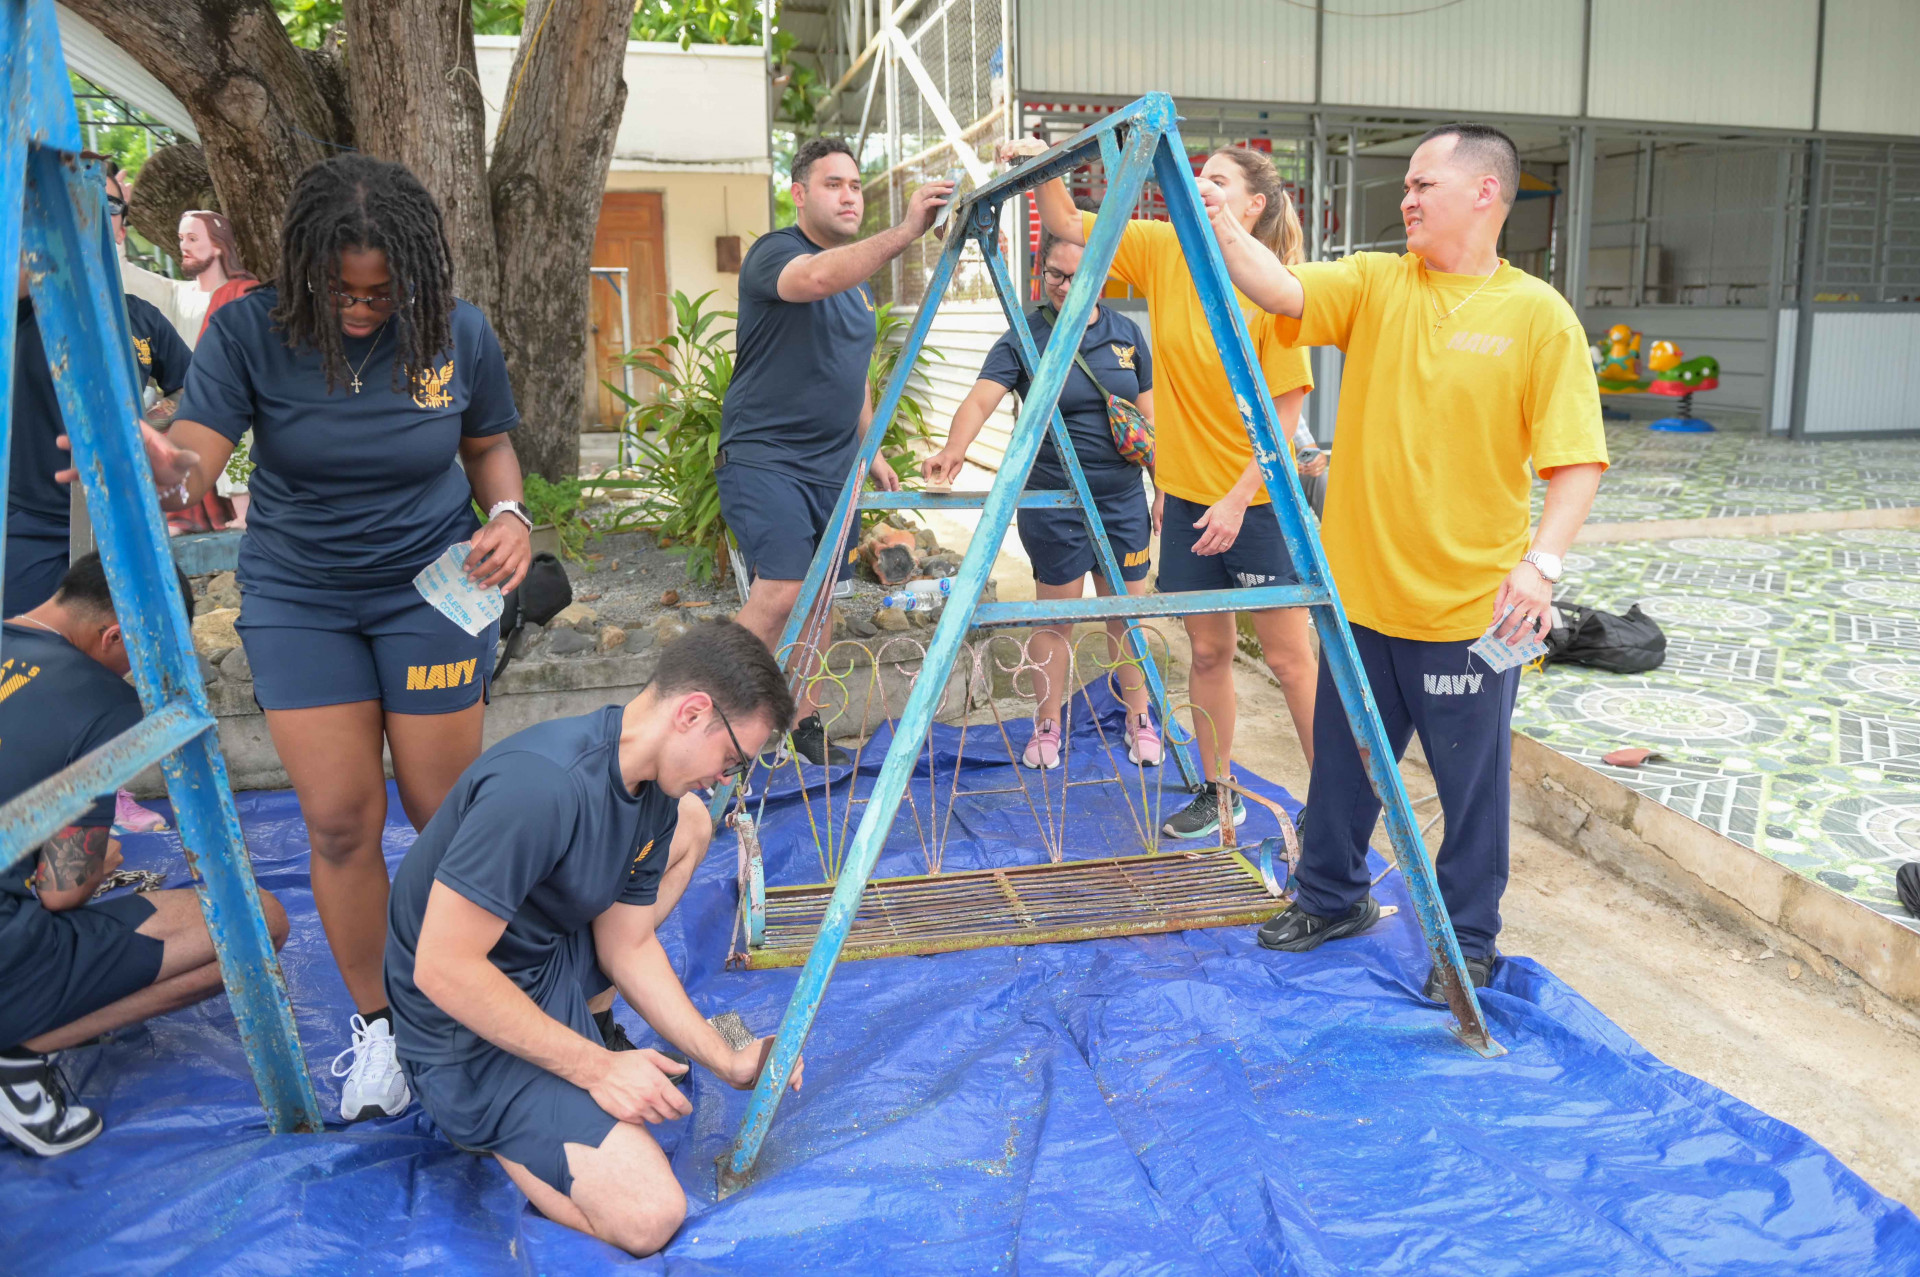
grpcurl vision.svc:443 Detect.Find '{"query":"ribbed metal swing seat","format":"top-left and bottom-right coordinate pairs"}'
top-left (744, 848), bottom-right (1285, 967)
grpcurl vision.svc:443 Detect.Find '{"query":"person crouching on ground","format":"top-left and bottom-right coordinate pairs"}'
top-left (1202, 123), bottom-right (1607, 996)
top-left (0, 554), bottom-right (290, 1157)
top-left (384, 620), bottom-right (799, 1256)
top-left (921, 232), bottom-right (1162, 769)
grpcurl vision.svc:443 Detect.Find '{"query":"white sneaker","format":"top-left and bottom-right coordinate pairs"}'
top-left (331, 1014), bottom-right (411, 1122)
top-left (0, 1050), bottom-right (102, 1156)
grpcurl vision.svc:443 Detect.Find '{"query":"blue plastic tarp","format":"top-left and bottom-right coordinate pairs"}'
top-left (4, 686), bottom-right (1917, 1274)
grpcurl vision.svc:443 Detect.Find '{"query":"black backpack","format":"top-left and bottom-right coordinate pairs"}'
top-left (494, 552), bottom-right (574, 679)
top-left (1543, 601), bottom-right (1667, 674)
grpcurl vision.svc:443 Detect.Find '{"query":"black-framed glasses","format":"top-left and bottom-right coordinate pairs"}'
top-left (711, 701), bottom-right (752, 782)
top-left (104, 195), bottom-right (127, 218)
top-left (1042, 266), bottom-right (1076, 287)
top-left (327, 286), bottom-right (400, 312)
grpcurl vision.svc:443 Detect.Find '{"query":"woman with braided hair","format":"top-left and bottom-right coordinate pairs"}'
top-left (164, 154), bottom-right (532, 1120)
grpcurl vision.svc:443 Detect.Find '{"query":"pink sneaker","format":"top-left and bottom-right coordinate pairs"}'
top-left (1125, 713), bottom-right (1163, 767)
top-left (1021, 720), bottom-right (1062, 770)
top-left (113, 790), bottom-right (167, 834)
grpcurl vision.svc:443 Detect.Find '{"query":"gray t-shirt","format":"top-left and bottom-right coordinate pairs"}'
top-left (384, 706), bottom-right (679, 1065)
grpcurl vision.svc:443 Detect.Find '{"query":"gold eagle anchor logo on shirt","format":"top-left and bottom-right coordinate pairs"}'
top-left (1110, 343), bottom-right (1136, 369)
top-left (131, 335), bottom-right (152, 368)
top-left (412, 360), bottom-right (455, 409)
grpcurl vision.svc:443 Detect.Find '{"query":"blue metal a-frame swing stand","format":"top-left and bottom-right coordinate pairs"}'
top-left (0, 0), bottom-right (322, 1132)
top-left (715, 92), bottom-right (1503, 1197)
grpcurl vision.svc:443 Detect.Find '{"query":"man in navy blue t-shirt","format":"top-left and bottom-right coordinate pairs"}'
top-left (0, 554), bottom-right (289, 1158)
top-left (719, 137), bottom-right (953, 765)
top-left (385, 620), bottom-right (797, 1257)
top-left (5, 253), bottom-right (192, 616)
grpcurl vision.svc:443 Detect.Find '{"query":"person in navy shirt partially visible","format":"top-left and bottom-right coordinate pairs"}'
top-left (718, 137), bottom-right (953, 766)
top-left (3, 163), bottom-right (192, 617)
top-left (0, 554), bottom-right (290, 1159)
top-left (162, 155), bottom-right (534, 1123)
top-left (921, 233), bottom-right (1162, 772)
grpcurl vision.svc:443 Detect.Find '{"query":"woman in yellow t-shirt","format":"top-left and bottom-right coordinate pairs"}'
top-left (1026, 144), bottom-right (1319, 840)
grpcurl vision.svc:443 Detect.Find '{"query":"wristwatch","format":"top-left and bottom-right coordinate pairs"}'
top-left (1522, 550), bottom-right (1564, 583)
top-left (489, 499), bottom-right (534, 531)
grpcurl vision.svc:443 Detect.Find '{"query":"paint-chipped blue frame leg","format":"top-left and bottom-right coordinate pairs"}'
top-left (1148, 119), bottom-right (1502, 1060)
top-left (0, 0), bottom-right (323, 1133)
top-left (716, 115), bottom-right (1168, 1198)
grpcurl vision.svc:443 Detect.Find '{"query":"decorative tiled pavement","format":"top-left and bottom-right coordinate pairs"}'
top-left (1531, 423), bottom-right (1920, 523)
top-left (1514, 526), bottom-right (1920, 930)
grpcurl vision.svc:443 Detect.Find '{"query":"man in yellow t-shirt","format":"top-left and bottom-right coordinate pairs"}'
top-left (1203, 124), bottom-right (1608, 998)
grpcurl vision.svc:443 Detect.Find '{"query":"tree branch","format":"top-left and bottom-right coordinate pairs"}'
top-left (342, 0), bottom-right (498, 316)
top-left (63, 0), bottom-right (351, 275)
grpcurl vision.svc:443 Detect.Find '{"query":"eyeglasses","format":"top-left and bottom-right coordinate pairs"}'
top-left (1042, 267), bottom-right (1076, 287)
top-left (327, 286), bottom-right (400, 312)
top-left (105, 195), bottom-right (127, 218)
top-left (711, 701), bottom-right (752, 782)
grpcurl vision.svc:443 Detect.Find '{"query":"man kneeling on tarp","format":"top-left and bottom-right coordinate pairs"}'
top-left (0, 553), bottom-right (291, 1158)
top-left (384, 619), bottom-right (800, 1256)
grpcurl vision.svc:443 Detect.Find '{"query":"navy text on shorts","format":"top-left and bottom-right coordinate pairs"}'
top-left (1019, 458), bottom-right (1152, 587)
top-left (1156, 492), bottom-right (1299, 595)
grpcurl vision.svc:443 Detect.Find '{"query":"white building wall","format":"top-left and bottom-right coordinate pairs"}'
top-left (473, 38), bottom-right (769, 171)
top-left (1802, 312), bottom-right (1920, 436)
top-left (1321, 0), bottom-right (1582, 118)
top-left (1587, 0), bottom-right (1819, 131)
top-left (1016, 0), bottom-right (1315, 104)
top-left (1819, 0), bottom-right (1920, 137)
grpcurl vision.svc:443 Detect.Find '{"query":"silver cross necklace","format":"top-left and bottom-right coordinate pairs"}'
top-left (345, 322), bottom-right (390, 394)
top-left (1426, 260), bottom-right (1500, 333)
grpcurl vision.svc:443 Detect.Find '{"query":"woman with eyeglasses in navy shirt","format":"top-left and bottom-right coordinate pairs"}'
top-left (163, 155), bottom-right (533, 1121)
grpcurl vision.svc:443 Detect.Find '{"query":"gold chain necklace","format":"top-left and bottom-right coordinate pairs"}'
top-left (1426, 260), bottom-right (1500, 333)
top-left (345, 322), bottom-right (389, 394)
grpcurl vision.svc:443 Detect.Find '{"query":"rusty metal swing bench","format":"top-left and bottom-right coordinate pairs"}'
top-left (710, 92), bottom-right (1503, 1198)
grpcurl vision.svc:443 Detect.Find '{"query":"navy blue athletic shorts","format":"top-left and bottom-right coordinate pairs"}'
top-left (237, 578), bottom-right (497, 715)
top-left (1018, 459), bottom-right (1152, 587)
top-left (403, 932), bottom-right (619, 1195)
top-left (0, 892), bottom-right (162, 1051)
top-left (2, 530), bottom-right (68, 618)
top-left (1155, 492), bottom-right (1299, 595)
top-left (715, 458), bottom-right (858, 583)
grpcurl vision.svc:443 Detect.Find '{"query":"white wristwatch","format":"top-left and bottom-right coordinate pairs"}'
top-left (1522, 550), bottom-right (1564, 583)
top-left (489, 499), bottom-right (534, 531)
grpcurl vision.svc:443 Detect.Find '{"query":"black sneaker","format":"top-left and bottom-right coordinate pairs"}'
top-left (0, 1050), bottom-right (102, 1157)
top-left (1423, 953), bottom-right (1496, 1002)
top-left (789, 714), bottom-right (851, 767)
top-left (1161, 786), bottom-right (1247, 840)
top-left (1256, 897), bottom-right (1381, 952)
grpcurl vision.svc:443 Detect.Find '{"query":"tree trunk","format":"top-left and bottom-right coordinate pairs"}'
top-left (63, 0), bottom-right (351, 277)
top-left (486, 0), bottom-right (632, 482)
top-left (342, 0), bottom-right (498, 317)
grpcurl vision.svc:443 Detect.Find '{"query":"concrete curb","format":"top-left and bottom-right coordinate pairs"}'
top-left (1510, 731), bottom-right (1920, 1016)
top-left (1578, 505), bottom-right (1920, 544)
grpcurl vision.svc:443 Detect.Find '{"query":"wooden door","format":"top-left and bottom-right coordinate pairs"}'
top-left (589, 192), bottom-right (670, 430)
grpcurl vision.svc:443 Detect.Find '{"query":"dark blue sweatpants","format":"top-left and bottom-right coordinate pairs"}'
top-left (1294, 623), bottom-right (1520, 959)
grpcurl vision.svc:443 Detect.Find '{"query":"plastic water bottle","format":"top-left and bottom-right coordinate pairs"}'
top-left (879, 590), bottom-right (943, 613)
top-left (905, 578), bottom-right (952, 601)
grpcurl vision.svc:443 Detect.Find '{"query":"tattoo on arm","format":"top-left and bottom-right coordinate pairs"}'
top-left (38, 826), bottom-right (110, 892)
